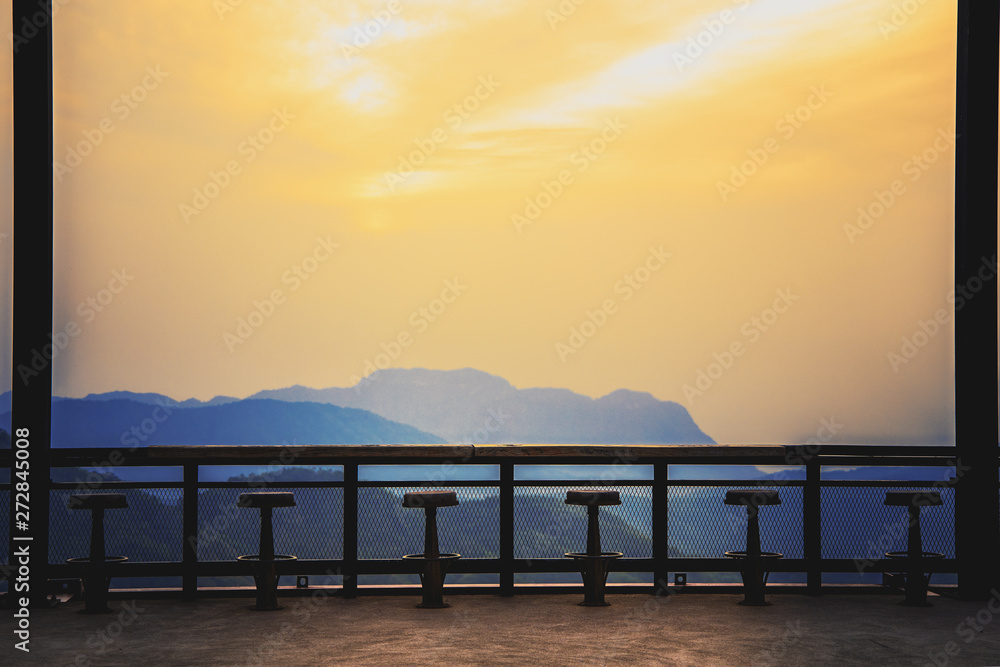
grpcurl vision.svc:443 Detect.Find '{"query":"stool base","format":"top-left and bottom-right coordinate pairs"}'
top-left (725, 551), bottom-right (782, 606)
top-left (885, 551), bottom-right (945, 607)
top-left (237, 554), bottom-right (297, 611)
top-left (566, 552), bottom-right (623, 606)
top-left (403, 553), bottom-right (461, 608)
top-left (66, 556), bottom-right (128, 614)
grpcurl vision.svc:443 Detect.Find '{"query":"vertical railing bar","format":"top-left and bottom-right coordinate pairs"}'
top-left (500, 461), bottom-right (514, 596)
top-left (805, 458), bottom-right (821, 594)
top-left (653, 462), bottom-right (668, 594)
top-left (343, 462), bottom-right (358, 598)
top-left (181, 462), bottom-right (198, 601)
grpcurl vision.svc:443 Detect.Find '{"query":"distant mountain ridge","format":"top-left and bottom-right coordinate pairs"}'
top-left (247, 368), bottom-right (715, 444)
top-left (0, 368), bottom-right (715, 446)
top-left (0, 397), bottom-right (443, 448)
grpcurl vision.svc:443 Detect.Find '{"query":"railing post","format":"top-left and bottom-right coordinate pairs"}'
top-left (500, 461), bottom-right (514, 596)
top-left (653, 462), bottom-right (668, 594)
top-left (805, 458), bottom-right (821, 595)
top-left (182, 463), bottom-right (198, 601)
top-left (343, 463), bottom-right (358, 598)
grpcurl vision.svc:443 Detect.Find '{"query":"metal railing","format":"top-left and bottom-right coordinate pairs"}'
top-left (1, 444), bottom-right (977, 598)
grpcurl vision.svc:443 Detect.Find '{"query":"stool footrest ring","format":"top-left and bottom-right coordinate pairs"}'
top-left (237, 554), bottom-right (298, 564)
top-left (884, 551), bottom-right (946, 559)
top-left (565, 552), bottom-right (624, 560)
top-left (66, 556), bottom-right (129, 565)
top-left (402, 553), bottom-right (462, 562)
top-left (724, 551), bottom-right (783, 560)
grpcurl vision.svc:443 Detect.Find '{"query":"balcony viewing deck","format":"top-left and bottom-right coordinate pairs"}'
top-left (4, 442), bottom-right (999, 665)
top-left (15, 591), bottom-right (1000, 666)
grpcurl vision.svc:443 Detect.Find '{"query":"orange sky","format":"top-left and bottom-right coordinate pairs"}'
top-left (5, 0), bottom-right (962, 444)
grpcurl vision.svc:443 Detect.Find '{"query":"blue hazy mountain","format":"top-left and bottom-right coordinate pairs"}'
top-left (78, 390), bottom-right (241, 408)
top-left (248, 368), bottom-right (715, 444)
top-left (3, 397), bottom-right (444, 448)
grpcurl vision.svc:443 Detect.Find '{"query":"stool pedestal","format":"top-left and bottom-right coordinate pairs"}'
top-left (565, 490), bottom-right (623, 607)
top-left (237, 492), bottom-right (297, 611)
top-left (884, 491), bottom-right (945, 607)
top-left (402, 490), bottom-right (461, 609)
top-left (724, 489), bottom-right (782, 606)
top-left (66, 494), bottom-right (128, 614)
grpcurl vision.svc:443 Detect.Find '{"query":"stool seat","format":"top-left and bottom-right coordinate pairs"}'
top-left (724, 489), bottom-right (781, 507)
top-left (238, 492), bottom-right (296, 508)
top-left (403, 490), bottom-right (459, 508)
top-left (69, 494), bottom-right (128, 510)
top-left (884, 491), bottom-right (942, 507)
top-left (565, 489), bottom-right (621, 506)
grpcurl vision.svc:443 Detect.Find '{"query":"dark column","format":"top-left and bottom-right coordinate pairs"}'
top-left (954, 0), bottom-right (999, 601)
top-left (11, 0), bottom-right (54, 609)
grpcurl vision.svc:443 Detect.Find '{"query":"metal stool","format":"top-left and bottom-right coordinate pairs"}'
top-left (66, 494), bottom-right (129, 614)
top-left (236, 492), bottom-right (297, 611)
top-left (565, 489), bottom-right (624, 606)
top-left (884, 491), bottom-right (945, 607)
top-left (724, 489), bottom-right (783, 606)
top-left (402, 490), bottom-right (461, 609)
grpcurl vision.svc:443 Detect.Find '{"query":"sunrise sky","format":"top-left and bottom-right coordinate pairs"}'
top-left (5, 0), bottom-right (962, 444)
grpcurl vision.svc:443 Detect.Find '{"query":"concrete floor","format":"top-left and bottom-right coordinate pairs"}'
top-left (7, 590), bottom-right (1000, 666)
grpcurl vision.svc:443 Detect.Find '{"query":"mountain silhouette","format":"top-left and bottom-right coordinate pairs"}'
top-left (248, 368), bottom-right (715, 444)
top-left (7, 397), bottom-right (444, 448)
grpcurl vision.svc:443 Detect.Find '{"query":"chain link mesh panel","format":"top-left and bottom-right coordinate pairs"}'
top-left (197, 486), bottom-right (343, 561)
top-left (359, 486), bottom-right (499, 560)
top-left (49, 488), bottom-right (183, 564)
top-left (513, 486), bottom-right (652, 559)
top-left (821, 485), bottom-right (955, 559)
top-left (668, 486), bottom-right (803, 559)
